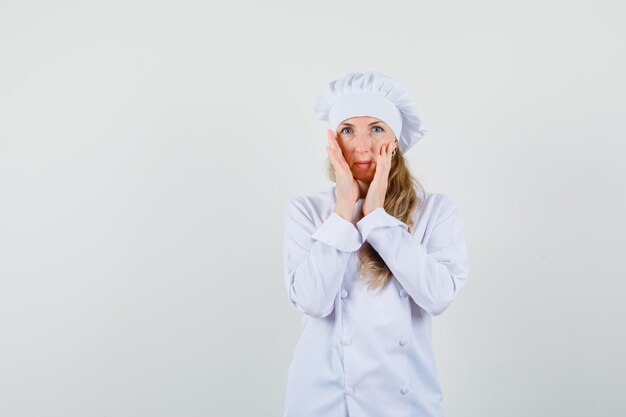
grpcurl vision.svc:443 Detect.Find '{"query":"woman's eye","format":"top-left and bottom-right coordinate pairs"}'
top-left (372, 126), bottom-right (384, 133)
top-left (340, 127), bottom-right (352, 135)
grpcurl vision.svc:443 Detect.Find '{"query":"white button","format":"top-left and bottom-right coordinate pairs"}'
top-left (400, 385), bottom-right (410, 394)
top-left (345, 385), bottom-right (354, 396)
top-left (399, 337), bottom-right (408, 346)
top-left (341, 336), bottom-right (352, 346)
top-left (399, 289), bottom-right (408, 298)
top-left (341, 289), bottom-right (348, 298)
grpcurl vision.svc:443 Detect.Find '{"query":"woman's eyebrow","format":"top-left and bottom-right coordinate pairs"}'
top-left (340, 121), bottom-right (383, 127)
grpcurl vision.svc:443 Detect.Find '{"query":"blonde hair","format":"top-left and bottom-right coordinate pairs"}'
top-left (326, 149), bottom-right (425, 292)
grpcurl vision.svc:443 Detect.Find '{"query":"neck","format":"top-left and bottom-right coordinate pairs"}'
top-left (357, 179), bottom-right (370, 199)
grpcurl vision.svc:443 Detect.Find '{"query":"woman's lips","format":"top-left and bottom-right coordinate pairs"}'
top-left (354, 162), bottom-right (372, 169)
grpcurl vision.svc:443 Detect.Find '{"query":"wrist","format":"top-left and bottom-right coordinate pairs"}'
top-left (334, 205), bottom-right (353, 221)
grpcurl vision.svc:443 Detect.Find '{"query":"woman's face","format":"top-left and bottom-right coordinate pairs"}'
top-left (335, 116), bottom-right (398, 182)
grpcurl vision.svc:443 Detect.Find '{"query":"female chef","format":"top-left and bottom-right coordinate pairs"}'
top-left (282, 71), bottom-right (470, 417)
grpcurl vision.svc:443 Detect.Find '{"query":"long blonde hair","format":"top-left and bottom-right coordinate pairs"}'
top-left (327, 149), bottom-right (425, 292)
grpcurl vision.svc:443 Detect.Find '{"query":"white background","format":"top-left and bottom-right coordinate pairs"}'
top-left (1, 1), bottom-right (624, 416)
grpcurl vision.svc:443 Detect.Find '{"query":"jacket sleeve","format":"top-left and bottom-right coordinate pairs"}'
top-left (283, 197), bottom-right (363, 318)
top-left (355, 196), bottom-right (470, 316)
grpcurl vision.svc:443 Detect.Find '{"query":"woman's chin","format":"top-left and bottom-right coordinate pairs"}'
top-left (352, 172), bottom-right (374, 182)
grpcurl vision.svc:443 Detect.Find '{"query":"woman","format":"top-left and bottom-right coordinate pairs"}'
top-left (282, 71), bottom-right (470, 417)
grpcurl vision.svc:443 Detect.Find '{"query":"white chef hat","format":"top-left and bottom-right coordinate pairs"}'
top-left (313, 71), bottom-right (427, 154)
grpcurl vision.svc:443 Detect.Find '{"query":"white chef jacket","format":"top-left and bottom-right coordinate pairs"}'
top-left (282, 185), bottom-right (470, 417)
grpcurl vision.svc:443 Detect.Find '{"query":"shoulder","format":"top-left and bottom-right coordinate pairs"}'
top-left (283, 186), bottom-right (335, 221)
top-left (427, 192), bottom-right (457, 212)
top-left (416, 190), bottom-right (462, 226)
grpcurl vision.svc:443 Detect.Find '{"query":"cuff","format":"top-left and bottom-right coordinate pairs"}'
top-left (356, 207), bottom-right (408, 243)
top-left (310, 212), bottom-right (363, 252)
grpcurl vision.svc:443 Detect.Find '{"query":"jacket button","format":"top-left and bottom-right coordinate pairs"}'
top-left (399, 337), bottom-right (408, 346)
top-left (399, 289), bottom-right (408, 298)
top-left (341, 336), bottom-right (352, 346)
top-left (345, 385), bottom-right (354, 396)
top-left (400, 385), bottom-right (410, 394)
top-left (341, 289), bottom-right (348, 298)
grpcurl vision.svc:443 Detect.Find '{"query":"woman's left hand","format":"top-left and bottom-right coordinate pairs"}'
top-left (362, 140), bottom-right (397, 216)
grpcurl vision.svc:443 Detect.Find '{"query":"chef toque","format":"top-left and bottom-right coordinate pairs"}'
top-left (313, 71), bottom-right (427, 154)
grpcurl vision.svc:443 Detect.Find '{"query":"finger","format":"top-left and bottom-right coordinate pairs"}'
top-left (327, 134), bottom-right (338, 155)
top-left (326, 144), bottom-right (335, 161)
top-left (328, 131), bottom-right (340, 152)
top-left (329, 137), bottom-right (348, 168)
top-left (326, 144), bottom-right (336, 161)
top-left (386, 142), bottom-right (394, 161)
top-left (336, 152), bottom-right (349, 170)
top-left (327, 144), bottom-right (346, 172)
top-left (327, 146), bottom-right (339, 171)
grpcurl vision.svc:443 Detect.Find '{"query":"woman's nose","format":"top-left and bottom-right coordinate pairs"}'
top-left (355, 130), bottom-right (371, 148)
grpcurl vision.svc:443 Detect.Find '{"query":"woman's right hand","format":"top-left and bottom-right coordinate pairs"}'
top-left (326, 129), bottom-right (360, 220)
